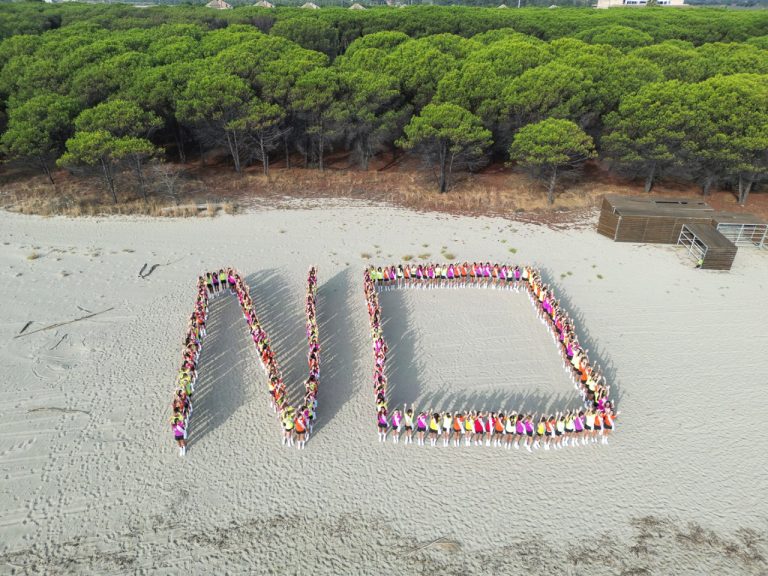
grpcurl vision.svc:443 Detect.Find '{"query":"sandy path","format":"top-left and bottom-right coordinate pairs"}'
top-left (0, 205), bottom-right (766, 575)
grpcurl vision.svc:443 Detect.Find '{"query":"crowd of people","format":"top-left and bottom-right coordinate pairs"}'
top-left (279, 266), bottom-right (320, 450)
top-left (171, 267), bottom-right (320, 455)
top-left (364, 262), bottom-right (619, 451)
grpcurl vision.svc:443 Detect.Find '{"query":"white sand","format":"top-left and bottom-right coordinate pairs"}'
top-left (0, 204), bottom-right (766, 575)
top-left (380, 289), bottom-right (573, 411)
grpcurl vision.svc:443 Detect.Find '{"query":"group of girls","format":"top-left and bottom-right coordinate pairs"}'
top-left (376, 406), bottom-right (617, 450)
top-left (171, 266), bottom-right (319, 455)
top-left (170, 277), bottom-right (209, 456)
top-left (278, 267), bottom-right (320, 450)
top-left (369, 262), bottom-right (527, 290)
top-left (364, 268), bottom-right (389, 433)
top-left (364, 262), bottom-right (619, 451)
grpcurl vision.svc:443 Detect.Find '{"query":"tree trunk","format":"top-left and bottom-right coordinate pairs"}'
top-left (134, 156), bottom-right (148, 201)
top-left (701, 175), bottom-right (714, 196)
top-left (359, 137), bottom-right (370, 171)
top-left (284, 133), bottom-right (291, 169)
top-left (173, 121), bottom-right (186, 164)
top-left (738, 175), bottom-right (753, 206)
top-left (547, 167), bottom-right (557, 205)
top-left (438, 143), bottom-right (448, 193)
top-left (39, 156), bottom-right (55, 187)
top-left (318, 133), bottom-right (325, 172)
top-left (644, 163), bottom-right (656, 194)
top-left (100, 158), bottom-right (117, 204)
top-left (225, 131), bottom-right (241, 173)
top-left (259, 137), bottom-right (269, 176)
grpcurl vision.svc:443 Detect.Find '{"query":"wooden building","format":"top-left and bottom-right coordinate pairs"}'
top-left (678, 224), bottom-right (738, 270)
top-left (597, 194), bottom-right (768, 271)
top-left (597, 195), bottom-right (715, 244)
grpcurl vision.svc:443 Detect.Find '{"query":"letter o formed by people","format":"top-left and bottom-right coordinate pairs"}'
top-left (365, 263), bottom-right (617, 451)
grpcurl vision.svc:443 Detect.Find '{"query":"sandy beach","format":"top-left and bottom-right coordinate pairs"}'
top-left (0, 203), bottom-right (766, 575)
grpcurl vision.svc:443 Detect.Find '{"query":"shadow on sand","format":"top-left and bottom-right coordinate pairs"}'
top-left (379, 286), bottom-right (585, 415)
top-left (540, 267), bottom-right (623, 408)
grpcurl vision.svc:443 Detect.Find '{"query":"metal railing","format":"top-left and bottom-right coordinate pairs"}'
top-left (678, 225), bottom-right (707, 262)
top-left (715, 223), bottom-right (767, 249)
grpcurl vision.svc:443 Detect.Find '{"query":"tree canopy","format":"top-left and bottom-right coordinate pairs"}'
top-left (0, 4), bottom-right (767, 202)
top-left (509, 118), bottom-right (596, 204)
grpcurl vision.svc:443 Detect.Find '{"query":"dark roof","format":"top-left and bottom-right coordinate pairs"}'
top-left (711, 211), bottom-right (768, 226)
top-left (683, 223), bottom-right (736, 250)
top-left (604, 194), bottom-right (714, 218)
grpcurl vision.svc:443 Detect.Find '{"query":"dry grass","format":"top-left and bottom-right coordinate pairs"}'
top-left (3, 156), bottom-right (767, 225)
top-left (443, 252), bottom-right (456, 260)
top-left (26, 251), bottom-right (40, 260)
top-left (205, 202), bottom-right (217, 217)
top-left (402, 254), bottom-right (413, 261)
top-left (0, 170), bottom-right (213, 218)
top-left (417, 253), bottom-right (431, 260)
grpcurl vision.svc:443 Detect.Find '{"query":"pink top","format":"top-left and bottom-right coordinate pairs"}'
top-left (524, 420), bottom-right (534, 433)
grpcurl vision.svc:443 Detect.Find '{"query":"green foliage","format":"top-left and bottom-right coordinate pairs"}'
top-left (0, 4), bottom-right (767, 204)
top-left (509, 118), bottom-right (595, 204)
top-left (631, 41), bottom-right (707, 82)
top-left (74, 99), bottom-right (162, 137)
top-left (337, 69), bottom-right (408, 170)
top-left (399, 102), bottom-right (492, 192)
top-left (602, 81), bottom-right (693, 193)
top-left (575, 25), bottom-right (654, 52)
top-left (177, 68), bottom-right (256, 172)
top-left (684, 74), bottom-right (768, 202)
top-left (344, 30), bottom-right (410, 59)
top-left (503, 61), bottom-right (592, 129)
top-left (386, 37), bottom-right (460, 110)
top-left (270, 17), bottom-right (337, 57)
top-left (58, 129), bottom-right (157, 203)
top-left (230, 98), bottom-right (285, 174)
top-left (1, 93), bottom-right (80, 183)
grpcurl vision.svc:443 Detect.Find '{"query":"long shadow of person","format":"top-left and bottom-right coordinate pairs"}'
top-left (244, 269), bottom-right (308, 408)
top-left (187, 290), bottom-right (251, 448)
top-left (540, 266), bottom-right (623, 408)
top-left (311, 267), bottom-right (362, 436)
